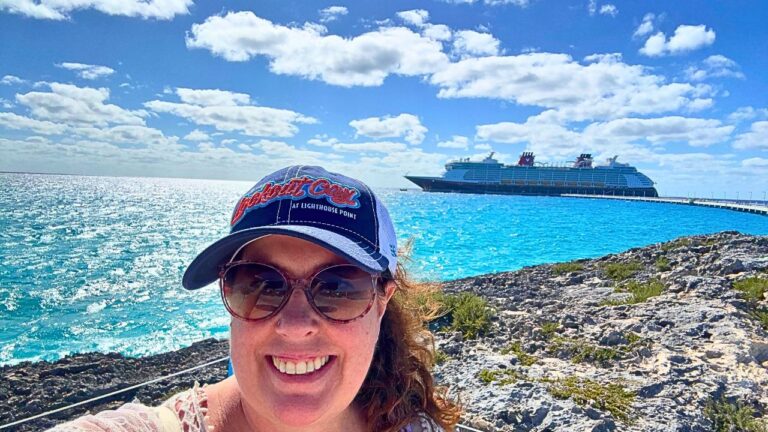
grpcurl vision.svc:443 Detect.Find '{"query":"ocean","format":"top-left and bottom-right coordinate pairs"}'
top-left (1, 173), bottom-right (767, 366)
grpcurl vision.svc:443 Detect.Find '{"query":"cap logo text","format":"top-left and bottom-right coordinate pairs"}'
top-left (231, 176), bottom-right (360, 226)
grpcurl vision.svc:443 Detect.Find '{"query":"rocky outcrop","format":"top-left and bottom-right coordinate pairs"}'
top-left (2, 231), bottom-right (767, 431)
top-left (436, 231), bottom-right (768, 431)
top-left (0, 339), bottom-right (228, 431)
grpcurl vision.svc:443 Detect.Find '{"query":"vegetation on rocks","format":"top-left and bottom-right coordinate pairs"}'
top-left (661, 238), bottom-right (691, 251)
top-left (602, 279), bottom-right (665, 306)
top-left (437, 292), bottom-right (494, 339)
top-left (543, 376), bottom-right (636, 423)
top-left (500, 342), bottom-right (537, 366)
top-left (733, 277), bottom-right (768, 329)
top-left (478, 368), bottom-right (519, 386)
top-left (552, 262), bottom-right (584, 275)
top-left (705, 397), bottom-right (768, 432)
top-left (654, 256), bottom-right (671, 271)
top-left (601, 260), bottom-right (642, 281)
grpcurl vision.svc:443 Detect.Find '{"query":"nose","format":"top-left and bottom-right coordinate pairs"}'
top-left (274, 286), bottom-right (320, 338)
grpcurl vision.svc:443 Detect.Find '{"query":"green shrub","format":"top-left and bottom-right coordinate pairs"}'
top-left (501, 342), bottom-right (537, 366)
top-left (602, 279), bottom-right (665, 306)
top-left (733, 277), bottom-right (768, 304)
top-left (544, 376), bottom-right (635, 423)
top-left (705, 397), bottom-right (768, 432)
top-left (433, 349), bottom-right (450, 365)
top-left (441, 292), bottom-right (494, 339)
top-left (540, 321), bottom-right (560, 339)
top-left (552, 262), bottom-right (584, 275)
top-left (748, 308), bottom-right (768, 330)
top-left (478, 368), bottom-right (519, 386)
top-left (602, 261), bottom-right (642, 281)
top-left (654, 256), bottom-right (671, 272)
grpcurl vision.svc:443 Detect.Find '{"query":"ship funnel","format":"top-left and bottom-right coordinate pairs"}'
top-left (517, 151), bottom-right (535, 167)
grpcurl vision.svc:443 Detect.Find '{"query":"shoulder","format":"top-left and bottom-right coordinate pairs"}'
top-left (160, 382), bottom-right (210, 430)
top-left (401, 412), bottom-right (445, 432)
top-left (46, 403), bottom-right (162, 431)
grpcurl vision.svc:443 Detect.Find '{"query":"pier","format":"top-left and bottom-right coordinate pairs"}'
top-left (562, 194), bottom-right (768, 216)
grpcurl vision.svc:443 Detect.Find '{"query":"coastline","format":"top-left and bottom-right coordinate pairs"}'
top-left (3, 231), bottom-right (768, 431)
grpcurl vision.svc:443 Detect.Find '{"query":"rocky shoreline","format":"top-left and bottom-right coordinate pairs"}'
top-left (2, 231), bottom-right (767, 431)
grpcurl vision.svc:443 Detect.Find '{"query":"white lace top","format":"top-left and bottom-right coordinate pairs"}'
top-left (49, 383), bottom-right (443, 432)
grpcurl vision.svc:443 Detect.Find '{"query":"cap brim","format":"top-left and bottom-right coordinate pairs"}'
top-left (182, 225), bottom-right (389, 290)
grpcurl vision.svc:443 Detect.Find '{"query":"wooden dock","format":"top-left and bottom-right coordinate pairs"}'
top-left (562, 194), bottom-right (768, 216)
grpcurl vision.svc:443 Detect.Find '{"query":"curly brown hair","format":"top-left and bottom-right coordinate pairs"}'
top-left (355, 244), bottom-right (461, 432)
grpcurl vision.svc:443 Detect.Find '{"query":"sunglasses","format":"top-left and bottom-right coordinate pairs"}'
top-left (219, 262), bottom-right (385, 323)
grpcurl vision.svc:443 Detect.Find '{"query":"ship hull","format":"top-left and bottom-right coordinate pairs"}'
top-left (405, 176), bottom-right (658, 197)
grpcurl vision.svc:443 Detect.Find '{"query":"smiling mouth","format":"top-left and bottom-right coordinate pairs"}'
top-left (270, 355), bottom-right (332, 376)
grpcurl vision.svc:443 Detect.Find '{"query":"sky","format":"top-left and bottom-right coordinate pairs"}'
top-left (0, 0), bottom-right (767, 198)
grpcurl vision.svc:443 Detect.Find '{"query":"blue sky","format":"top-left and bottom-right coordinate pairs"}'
top-left (1, 0), bottom-right (767, 197)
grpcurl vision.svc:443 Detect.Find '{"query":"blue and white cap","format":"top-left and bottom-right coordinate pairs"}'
top-left (182, 165), bottom-right (398, 290)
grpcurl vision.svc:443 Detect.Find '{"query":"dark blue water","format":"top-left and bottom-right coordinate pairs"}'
top-left (1, 173), bottom-right (766, 365)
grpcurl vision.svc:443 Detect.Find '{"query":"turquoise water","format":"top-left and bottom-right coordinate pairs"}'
top-left (1, 173), bottom-right (766, 365)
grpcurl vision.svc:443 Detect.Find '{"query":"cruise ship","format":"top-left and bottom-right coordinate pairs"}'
top-left (405, 152), bottom-right (658, 197)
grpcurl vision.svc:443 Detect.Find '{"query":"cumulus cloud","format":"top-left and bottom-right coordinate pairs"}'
top-left (183, 129), bottom-right (210, 141)
top-left (186, 11), bottom-right (449, 87)
top-left (452, 30), bottom-right (501, 58)
top-left (0, 0), bottom-right (192, 20)
top-left (423, 24), bottom-right (452, 41)
top-left (685, 55), bottom-right (744, 81)
top-left (1, 75), bottom-right (26, 85)
top-left (0, 111), bottom-right (68, 135)
top-left (349, 113), bottom-right (427, 145)
top-left (728, 107), bottom-right (768, 124)
top-left (431, 53), bottom-right (711, 121)
top-left (633, 13), bottom-right (655, 38)
top-left (640, 24), bottom-right (716, 57)
top-left (437, 135), bottom-right (470, 149)
top-left (307, 134), bottom-right (339, 147)
top-left (742, 157), bottom-right (768, 169)
top-left (318, 6), bottom-right (348, 23)
top-left (56, 62), bottom-right (115, 80)
top-left (145, 87), bottom-right (316, 137)
top-left (582, 116), bottom-right (733, 147)
top-left (16, 82), bottom-right (147, 126)
top-left (733, 121), bottom-right (768, 150)
top-left (176, 88), bottom-right (251, 106)
top-left (330, 141), bottom-right (409, 153)
top-left (445, 0), bottom-right (529, 6)
top-left (599, 4), bottom-right (618, 17)
top-left (397, 9), bottom-right (429, 27)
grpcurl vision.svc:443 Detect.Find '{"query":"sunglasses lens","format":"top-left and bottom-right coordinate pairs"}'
top-left (222, 264), bottom-right (288, 320)
top-left (311, 265), bottom-right (376, 321)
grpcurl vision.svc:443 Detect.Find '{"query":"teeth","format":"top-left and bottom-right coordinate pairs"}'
top-left (272, 356), bottom-right (330, 376)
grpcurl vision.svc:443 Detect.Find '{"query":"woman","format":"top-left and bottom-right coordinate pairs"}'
top-left (52, 165), bottom-right (460, 432)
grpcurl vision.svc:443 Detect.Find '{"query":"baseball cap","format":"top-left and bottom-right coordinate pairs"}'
top-left (182, 165), bottom-right (398, 290)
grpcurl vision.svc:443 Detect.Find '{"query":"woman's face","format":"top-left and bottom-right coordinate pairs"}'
top-left (229, 235), bottom-right (394, 429)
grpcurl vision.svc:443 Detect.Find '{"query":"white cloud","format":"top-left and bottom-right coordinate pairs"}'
top-left (349, 113), bottom-right (427, 144)
top-left (318, 6), bottom-right (348, 23)
top-left (0, 112), bottom-right (68, 135)
top-left (640, 25), bottom-right (716, 57)
top-left (599, 4), bottom-right (618, 17)
top-left (583, 116), bottom-right (733, 147)
top-left (16, 82), bottom-right (147, 126)
top-left (0, 98), bottom-right (13, 109)
top-left (633, 13), bottom-right (655, 38)
top-left (437, 135), bottom-right (470, 149)
top-left (56, 62), bottom-right (115, 80)
top-left (423, 24), bottom-right (452, 41)
top-left (307, 135), bottom-right (339, 147)
top-left (1, 75), bottom-right (26, 85)
top-left (441, 0), bottom-right (529, 5)
top-left (185, 11), bottom-right (449, 87)
top-left (452, 30), bottom-right (501, 58)
top-left (71, 124), bottom-right (180, 148)
top-left (733, 121), bottom-right (768, 150)
top-left (331, 141), bottom-right (409, 153)
top-left (728, 107), bottom-right (768, 124)
top-left (183, 129), bottom-right (210, 141)
top-left (431, 53), bottom-right (710, 121)
top-left (588, 0), bottom-right (596, 15)
top-left (145, 88), bottom-right (316, 137)
top-left (742, 158), bottom-right (768, 169)
top-left (397, 9), bottom-right (429, 27)
top-left (176, 88), bottom-right (251, 106)
top-left (685, 55), bottom-right (744, 81)
top-left (0, 0), bottom-right (192, 20)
